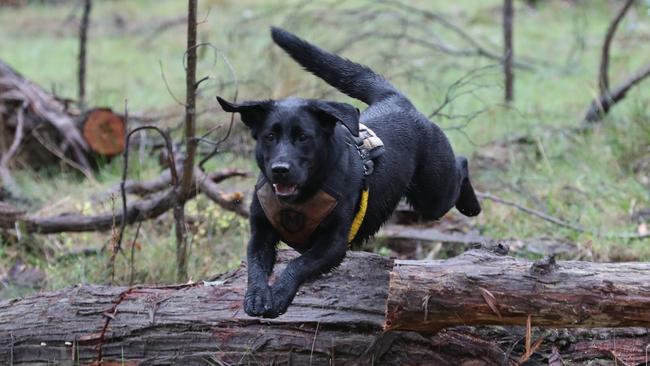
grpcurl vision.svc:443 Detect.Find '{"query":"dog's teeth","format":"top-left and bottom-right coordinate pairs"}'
top-left (273, 183), bottom-right (297, 195)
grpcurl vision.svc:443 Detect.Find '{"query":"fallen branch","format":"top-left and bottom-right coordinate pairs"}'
top-left (477, 191), bottom-right (650, 240)
top-left (0, 168), bottom-right (246, 234)
top-left (93, 167), bottom-right (248, 201)
top-left (0, 102), bottom-right (25, 191)
top-left (194, 166), bottom-right (249, 218)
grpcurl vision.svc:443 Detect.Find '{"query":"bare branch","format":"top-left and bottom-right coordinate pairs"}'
top-left (599, 0), bottom-right (635, 95)
top-left (428, 63), bottom-right (500, 119)
top-left (194, 167), bottom-right (249, 218)
top-left (93, 167), bottom-right (248, 202)
top-left (584, 0), bottom-right (648, 123)
top-left (129, 221), bottom-right (143, 286)
top-left (158, 60), bottom-right (185, 107)
top-left (585, 61), bottom-right (650, 123)
top-left (0, 103), bottom-right (26, 192)
top-left (115, 123), bottom-right (178, 255)
top-left (31, 129), bottom-right (95, 182)
top-left (477, 191), bottom-right (649, 240)
top-left (376, 0), bottom-right (534, 70)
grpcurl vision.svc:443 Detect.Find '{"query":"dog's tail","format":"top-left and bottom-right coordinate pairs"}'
top-left (271, 27), bottom-right (399, 105)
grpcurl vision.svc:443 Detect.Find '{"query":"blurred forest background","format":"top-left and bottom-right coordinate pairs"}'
top-left (0, 0), bottom-right (648, 300)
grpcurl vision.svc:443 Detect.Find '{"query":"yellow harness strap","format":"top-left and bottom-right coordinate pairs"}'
top-left (347, 189), bottom-right (369, 243)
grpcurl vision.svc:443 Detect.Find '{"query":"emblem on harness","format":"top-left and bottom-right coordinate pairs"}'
top-left (280, 209), bottom-right (305, 233)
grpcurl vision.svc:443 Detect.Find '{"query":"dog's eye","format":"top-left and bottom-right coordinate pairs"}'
top-left (298, 133), bottom-right (308, 142)
top-left (265, 133), bottom-right (275, 142)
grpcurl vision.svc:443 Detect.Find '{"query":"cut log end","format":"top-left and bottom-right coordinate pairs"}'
top-left (82, 108), bottom-right (126, 156)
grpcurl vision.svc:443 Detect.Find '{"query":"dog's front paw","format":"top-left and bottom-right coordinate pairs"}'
top-left (265, 284), bottom-right (297, 318)
top-left (244, 285), bottom-right (273, 317)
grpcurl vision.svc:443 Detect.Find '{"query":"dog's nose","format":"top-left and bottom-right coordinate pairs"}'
top-left (271, 162), bottom-right (290, 177)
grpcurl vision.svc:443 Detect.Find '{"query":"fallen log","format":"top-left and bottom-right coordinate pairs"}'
top-left (0, 60), bottom-right (139, 174)
top-left (0, 59), bottom-right (91, 171)
top-left (0, 252), bottom-right (512, 365)
top-left (385, 249), bottom-right (650, 332)
top-left (0, 168), bottom-right (247, 233)
top-left (1, 249), bottom-right (649, 365)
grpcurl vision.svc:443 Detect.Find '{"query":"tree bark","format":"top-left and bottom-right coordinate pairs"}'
top-left (503, 0), bottom-right (514, 102)
top-left (1, 252), bottom-right (497, 366)
top-left (175, 0), bottom-right (199, 282)
top-left (385, 249), bottom-right (650, 332)
top-left (78, 0), bottom-right (92, 110)
top-left (1, 250), bottom-right (649, 365)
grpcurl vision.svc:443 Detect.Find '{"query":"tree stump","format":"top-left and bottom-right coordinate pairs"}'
top-left (82, 108), bottom-right (126, 156)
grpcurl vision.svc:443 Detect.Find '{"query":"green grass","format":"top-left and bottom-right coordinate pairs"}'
top-left (0, 0), bottom-right (648, 298)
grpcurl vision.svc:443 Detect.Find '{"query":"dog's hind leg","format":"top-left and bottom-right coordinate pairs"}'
top-left (405, 156), bottom-right (481, 220)
top-left (454, 156), bottom-right (481, 217)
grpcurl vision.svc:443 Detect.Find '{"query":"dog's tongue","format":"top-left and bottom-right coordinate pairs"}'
top-left (273, 183), bottom-right (297, 196)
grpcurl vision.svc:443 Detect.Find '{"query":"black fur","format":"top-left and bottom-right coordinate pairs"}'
top-left (217, 27), bottom-right (481, 318)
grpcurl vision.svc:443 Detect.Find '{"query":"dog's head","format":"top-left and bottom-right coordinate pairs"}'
top-left (217, 96), bottom-right (359, 202)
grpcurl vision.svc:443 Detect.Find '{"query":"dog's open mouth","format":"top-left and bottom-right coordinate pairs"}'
top-left (273, 183), bottom-right (298, 197)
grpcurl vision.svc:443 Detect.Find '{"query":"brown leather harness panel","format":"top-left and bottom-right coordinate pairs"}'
top-left (256, 182), bottom-right (338, 247)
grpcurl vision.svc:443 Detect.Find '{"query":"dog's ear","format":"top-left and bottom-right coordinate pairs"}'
top-left (309, 101), bottom-right (360, 137)
top-left (217, 96), bottom-right (272, 137)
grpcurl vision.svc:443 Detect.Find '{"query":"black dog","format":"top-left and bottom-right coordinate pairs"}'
top-left (217, 27), bottom-right (481, 318)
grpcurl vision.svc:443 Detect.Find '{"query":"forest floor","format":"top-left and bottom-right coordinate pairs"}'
top-left (0, 0), bottom-right (648, 299)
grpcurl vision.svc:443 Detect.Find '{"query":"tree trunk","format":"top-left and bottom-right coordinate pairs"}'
top-left (503, 0), bottom-right (514, 102)
top-left (2, 249), bottom-right (650, 365)
top-left (385, 249), bottom-right (650, 332)
top-left (78, 0), bottom-right (92, 110)
top-left (175, 0), bottom-right (199, 282)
